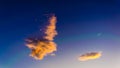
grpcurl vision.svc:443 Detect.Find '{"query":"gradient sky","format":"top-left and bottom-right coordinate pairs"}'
top-left (0, 0), bottom-right (120, 68)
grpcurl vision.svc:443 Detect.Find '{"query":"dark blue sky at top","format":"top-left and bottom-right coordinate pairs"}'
top-left (1, 0), bottom-right (120, 67)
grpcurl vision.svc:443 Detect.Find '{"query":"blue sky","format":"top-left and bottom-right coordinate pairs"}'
top-left (0, 0), bottom-right (120, 68)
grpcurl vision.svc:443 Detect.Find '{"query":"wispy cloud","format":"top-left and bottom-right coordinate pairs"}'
top-left (78, 51), bottom-right (102, 61)
top-left (26, 14), bottom-right (57, 60)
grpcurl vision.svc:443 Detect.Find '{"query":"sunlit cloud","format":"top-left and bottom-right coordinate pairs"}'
top-left (26, 14), bottom-right (57, 60)
top-left (78, 51), bottom-right (102, 61)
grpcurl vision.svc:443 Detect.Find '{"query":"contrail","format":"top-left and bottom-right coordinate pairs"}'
top-left (78, 51), bottom-right (102, 61)
top-left (26, 14), bottom-right (57, 60)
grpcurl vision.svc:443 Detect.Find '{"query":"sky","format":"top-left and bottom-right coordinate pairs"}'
top-left (0, 0), bottom-right (120, 68)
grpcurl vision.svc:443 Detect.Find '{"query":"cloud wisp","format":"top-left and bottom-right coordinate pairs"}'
top-left (78, 52), bottom-right (102, 61)
top-left (26, 14), bottom-right (57, 60)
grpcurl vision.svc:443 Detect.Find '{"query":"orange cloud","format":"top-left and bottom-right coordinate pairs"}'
top-left (78, 52), bottom-right (102, 61)
top-left (26, 14), bottom-right (57, 60)
top-left (44, 15), bottom-right (57, 41)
